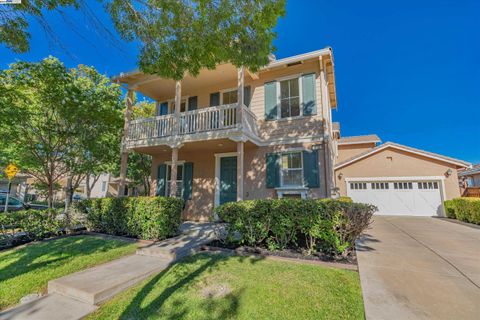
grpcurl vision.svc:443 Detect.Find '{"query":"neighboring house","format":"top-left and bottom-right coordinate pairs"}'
top-left (458, 164), bottom-right (480, 197)
top-left (0, 173), bottom-right (29, 200)
top-left (77, 173), bottom-right (136, 199)
top-left (458, 164), bottom-right (480, 187)
top-left (115, 48), bottom-right (338, 221)
top-left (334, 133), bottom-right (470, 216)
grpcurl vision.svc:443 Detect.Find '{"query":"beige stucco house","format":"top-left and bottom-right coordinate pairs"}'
top-left (115, 48), bottom-right (470, 220)
top-left (116, 48), bottom-right (337, 221)
top-left (334, 132), bottom-right (470, 216)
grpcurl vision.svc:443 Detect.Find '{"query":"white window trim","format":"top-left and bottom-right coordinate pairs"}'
top-left (165, 163), bottom-right (185, 197)
top-left (279, 151), bottom-right (304, 188)
top-left (219, 87), bottom-right (238, 105)
top-left (159, 96), bottom-right (190, 114)
top-left (277, 76), bottom-right (303, 120)
top-left (214, 152), bottom-right (238, 208)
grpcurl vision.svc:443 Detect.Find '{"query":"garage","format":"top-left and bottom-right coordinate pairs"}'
top-left (333, 137), bottom-right (470, 217)
top-left (346, 179), bottom-right (443, 216)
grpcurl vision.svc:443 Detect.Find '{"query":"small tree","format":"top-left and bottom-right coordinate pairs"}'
top-left (0, 57), bottom-right (123, 208)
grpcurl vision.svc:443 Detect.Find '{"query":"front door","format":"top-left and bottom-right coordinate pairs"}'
top-left (219, 156), bottom-right (237, 205)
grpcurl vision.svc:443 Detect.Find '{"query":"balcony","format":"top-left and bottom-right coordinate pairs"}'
top-left (124, 103), bottom-right (259, 150)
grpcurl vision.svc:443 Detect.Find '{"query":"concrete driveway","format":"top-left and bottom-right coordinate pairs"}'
top-left (356, 216), bottom-right (480, 320)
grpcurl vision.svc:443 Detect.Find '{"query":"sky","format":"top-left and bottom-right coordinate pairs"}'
top-left (1, 0), bottom-right (479, 163)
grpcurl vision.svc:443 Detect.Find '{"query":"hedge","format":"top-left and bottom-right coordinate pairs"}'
top-left (215, 198), bottom-right (376, 255)
top-left (0, 209), bottom-right (65, 247)
top-left (74, 196), bottom-right (183, 240)
top-left (444, 198), bottom-right (480, 225)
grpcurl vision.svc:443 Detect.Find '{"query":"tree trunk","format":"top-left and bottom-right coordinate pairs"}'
top-left (64, 175), bottom-right (73, 211)
top-left (86, 174), bottom-right (92, 199)
top-left (47, 179), bottom-right (54, 209)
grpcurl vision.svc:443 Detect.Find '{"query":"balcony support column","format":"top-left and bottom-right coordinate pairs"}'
top-left (118, 89), bottom-right (134, 197)
top-left (174, 80), bottom-right (182, 134)
top-left (236, 140), bottom-right (244, 201)
top-left (170, 147), bottom-right (179, 197)
top-left (237, 67), bottom-right (245, 127)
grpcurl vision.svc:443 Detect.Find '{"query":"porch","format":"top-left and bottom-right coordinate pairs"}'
top-left (125, 102), bottom-right (259, 150)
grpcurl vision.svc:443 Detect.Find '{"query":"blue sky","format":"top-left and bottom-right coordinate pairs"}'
top-left (1, 0), bottom-right (478, 163)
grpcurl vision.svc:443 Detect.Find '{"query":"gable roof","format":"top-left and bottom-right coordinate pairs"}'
top-left (335, 141), bottom-right (471, 170)
top-left (337, 134), bottom-right (381, 145)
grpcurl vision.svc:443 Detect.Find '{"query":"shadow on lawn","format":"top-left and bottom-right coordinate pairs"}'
top-left (119, 253), bottom-right (263, 320)
top-left (0, 235), bottom-right (131, 283)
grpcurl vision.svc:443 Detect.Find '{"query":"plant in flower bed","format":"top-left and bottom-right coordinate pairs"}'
top-left (214, 198), bottom-right (376, 260)
top-left (444, 197), bottom-right (480, 225)
top-left (0, 209), bottom-right (66, 248)
top-left (73, 196), bottom-right (184, 241)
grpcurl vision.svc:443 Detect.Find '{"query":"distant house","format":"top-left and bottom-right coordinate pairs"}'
top-left (77, 173), bottom-right (137, 199)
top-left (458, 165), bottom-right (480, 197)
top-left (459, 164), bottom-right (480, 187)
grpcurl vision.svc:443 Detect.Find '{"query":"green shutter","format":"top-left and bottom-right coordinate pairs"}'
top-left (188, 96), bottom-right (197, 110)
top-left (183, 162), bottom-right (193, 200)
top-left (244, 86), bottom-right (251, 107)
top-left (210, 92), bottom-right (220, 107)
top-left (302, 150), bottom-right (320, 188)
top-left (266, 153), bottom-right (280, 188)
top-left (156, 164), bottom-right (167, 196)
top-left (159, 102), bottom-right (168, 115)
top-left (302, 73), bottom-right (317, 116)
top-left (264, 81), bottom-right (277, 120)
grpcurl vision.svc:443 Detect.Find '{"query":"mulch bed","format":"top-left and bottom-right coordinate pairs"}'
top-left (201, 240), bottom-right (357, 271)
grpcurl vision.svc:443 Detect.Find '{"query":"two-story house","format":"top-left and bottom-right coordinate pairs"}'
top-left (114, 48), bottom-right (337, 221)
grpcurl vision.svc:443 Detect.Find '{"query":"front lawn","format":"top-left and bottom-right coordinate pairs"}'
top-left (88, 253), bottom-right (364, 320)
top-left (0, 235), bottom-right (137, 310)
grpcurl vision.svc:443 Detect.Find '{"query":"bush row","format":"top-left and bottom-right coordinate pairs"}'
top-left (444, 198), bottom-right (480, 225)
top-left (215, 198), bottom-right (376, 255)
top-left (0, 209), bottom-right (65, 247)
top-left (74, 196), bottom-right (183, 240)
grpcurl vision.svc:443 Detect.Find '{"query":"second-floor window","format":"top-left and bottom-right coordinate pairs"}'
top-left (280, 78), bottom-right (300, 118)
top-left (101, 181), bottom-right (107, 192)
top-left (281, 152), bottom-right (303, 186)
top-left (222, 90), bottom-right (238, 105)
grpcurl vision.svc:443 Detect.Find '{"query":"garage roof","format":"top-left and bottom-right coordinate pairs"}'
top-left (335, 142), bottom-right (471, 170)
top-left (337, 134), bottom-right (381, 145)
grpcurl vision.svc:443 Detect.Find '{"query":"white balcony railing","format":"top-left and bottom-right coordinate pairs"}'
top-left (126, 103), bottom-right (258, 144)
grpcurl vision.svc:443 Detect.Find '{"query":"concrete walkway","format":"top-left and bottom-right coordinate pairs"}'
top-left (0, 222), bottom-right (218, 320)
top-left (356, 216), bottom-right (480, 320)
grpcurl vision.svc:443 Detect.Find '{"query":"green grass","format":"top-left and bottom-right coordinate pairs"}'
top-left (0, 235), bottom-right (137, 310)
top-left (88, 253), bottom-right (364, 320)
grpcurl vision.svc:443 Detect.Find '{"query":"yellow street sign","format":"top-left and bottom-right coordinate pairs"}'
top-left (4, 164), bottom-right (19, 181)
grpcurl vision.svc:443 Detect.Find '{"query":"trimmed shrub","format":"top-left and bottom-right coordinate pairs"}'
top-left (215, 198), bottom-right (376, 255)
top-left (0, 209), bottom-right (65, 245)
top-left (74, 196), bottom-right (183, 240)
top-left (444, 198), bottom-right (480, 225)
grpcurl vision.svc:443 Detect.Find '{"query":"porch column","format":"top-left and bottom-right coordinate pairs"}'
top-left (170, 147), bottom-right (179, 197)
top-left (174, 80), bottom-right (182, 134)
top-left (237, 141), bottom-right (244, 201)
top-left (237, 67), bottom-right (244, 127)
top-left (118, 89), bottom-right (134, 197)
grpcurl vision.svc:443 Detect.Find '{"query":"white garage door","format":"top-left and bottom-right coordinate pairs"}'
top-left (347, 180), bottom-right (443, 216)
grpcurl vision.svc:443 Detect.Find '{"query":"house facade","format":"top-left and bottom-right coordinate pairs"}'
top-left (115, 48), bottom-right (337, 220)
